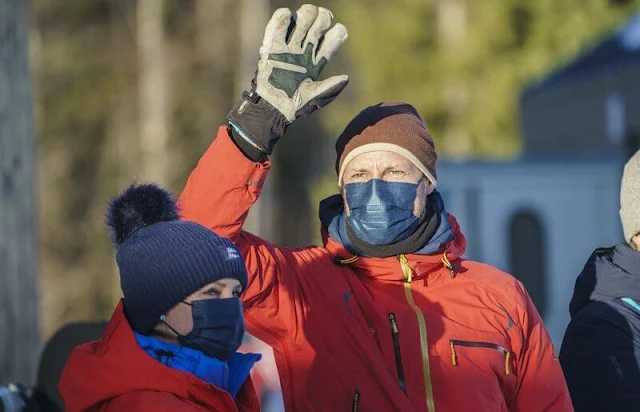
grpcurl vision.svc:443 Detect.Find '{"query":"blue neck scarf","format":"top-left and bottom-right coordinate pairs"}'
top-left (135, 332), bottom-right (260, 397)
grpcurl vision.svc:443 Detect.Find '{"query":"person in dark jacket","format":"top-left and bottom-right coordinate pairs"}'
top-left (560, 150), bottom-right (640, 411)
top-left (59, 183), bottom-right (261, 412)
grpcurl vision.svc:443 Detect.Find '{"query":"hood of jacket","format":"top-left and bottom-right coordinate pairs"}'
top-left (58, 300), bottom-right (258, 411)
top-left (569, 244), bottom-right (640, 317)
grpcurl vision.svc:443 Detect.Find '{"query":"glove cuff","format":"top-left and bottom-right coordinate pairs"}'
top-left (228, 125), bottom-right (267, 163)
top-left (226, 92), bottom-right (290, 159)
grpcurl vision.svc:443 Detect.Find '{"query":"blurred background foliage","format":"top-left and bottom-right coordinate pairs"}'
top-left (30, 0), bottom-right (640, 337)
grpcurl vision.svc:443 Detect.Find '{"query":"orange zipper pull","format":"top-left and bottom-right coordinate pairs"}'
top-left (399, 254), bottom-right (413, 283)
top-left (450, 341), bottom-right (458, 366)
top-left (441, 251), bottom-right (456, 278)
top-left (336, 255), bottom-right (360, 265)
top-left (449, 342), bottom-right (458, 366)
top-left (505, 351), bottom-right (511, 375)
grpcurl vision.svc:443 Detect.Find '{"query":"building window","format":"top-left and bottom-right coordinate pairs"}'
top-left (508, 210), bottom-right (547, 318)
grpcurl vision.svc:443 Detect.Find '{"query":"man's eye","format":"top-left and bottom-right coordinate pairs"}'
top-left (233, 290), bottom-right (242, 297)
top-left (207, 289), bottom-right (221, 296)
top-left (388, 170), bottom-right (405, 176)
top-left (351, 172), bottom-right (366, 179)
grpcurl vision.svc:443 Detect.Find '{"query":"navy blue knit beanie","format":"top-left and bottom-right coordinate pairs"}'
top-left (106, 183), bottom-right (248, 334)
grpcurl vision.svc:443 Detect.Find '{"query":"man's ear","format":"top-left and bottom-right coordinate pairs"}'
top-left (413, 177), bottom-right (433, 217)
top-left (425, 180), bottom-right (435, 195)
top-left (631, 233), bottom-right (640, 251)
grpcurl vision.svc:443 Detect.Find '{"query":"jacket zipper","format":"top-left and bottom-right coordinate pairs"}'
top-left (399, 254), bottom-right (436, 412)
top-left (352, 391), bottom-right (360, 412)
top-left (388, 313), bottom-right (407, 394)
top-left (449, 339), bottom-right (512, 375)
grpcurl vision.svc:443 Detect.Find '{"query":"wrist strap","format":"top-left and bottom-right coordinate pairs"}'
top-left (226, 91), bottom-right (290, 157)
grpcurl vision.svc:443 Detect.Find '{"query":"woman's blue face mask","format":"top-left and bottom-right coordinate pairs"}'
top-left (162, 297), bottom-right (245, 361)
top-left (344, 178), bottom-right (421, 245)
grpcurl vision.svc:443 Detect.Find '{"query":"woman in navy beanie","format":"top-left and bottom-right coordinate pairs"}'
top-left (59, 183), bottom-right (261, 412)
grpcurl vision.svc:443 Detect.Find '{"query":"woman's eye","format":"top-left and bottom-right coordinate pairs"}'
top-left (233, 290), bottom-right (242, 297)
top-left (207, 289), bottom-right (221, 296)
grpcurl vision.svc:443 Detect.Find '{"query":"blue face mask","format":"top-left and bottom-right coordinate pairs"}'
top-left (345, 178), bottom-right (421, 245)
top-left (162, 297), bottom-right (245, 362)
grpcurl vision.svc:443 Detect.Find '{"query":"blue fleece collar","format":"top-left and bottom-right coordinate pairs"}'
top-left (323, 191), bottom-right (454, 256)
top-left (134, 332), bottom-right (260, 397)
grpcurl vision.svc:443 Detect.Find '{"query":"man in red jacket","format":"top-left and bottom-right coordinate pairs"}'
top-left (59, 184), bottom-right (260, 412)
top-left (179, 4), bottom-right (573, 411)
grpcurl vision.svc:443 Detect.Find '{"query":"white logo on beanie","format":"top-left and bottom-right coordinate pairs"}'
top-left (226, 247), bottom-right (240, 260)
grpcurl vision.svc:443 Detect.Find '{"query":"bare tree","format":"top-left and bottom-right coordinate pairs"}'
top-left (137, 0), bottom-right (170, 186)
top-left (0, 0), bottom-right (40, 385)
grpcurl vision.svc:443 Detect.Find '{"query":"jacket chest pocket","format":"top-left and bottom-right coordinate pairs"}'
top-left (449, 339), bottom-right (513, 377)
top-left (433, 335), bottom-right (517, 410)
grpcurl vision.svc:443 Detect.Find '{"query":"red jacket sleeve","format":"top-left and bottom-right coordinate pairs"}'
top-left (507, 281), bottom-right (574, 411)
top-left (179, 127), bottom-right (269, 241)
top-left (178, 127), bottom-right (303, 344)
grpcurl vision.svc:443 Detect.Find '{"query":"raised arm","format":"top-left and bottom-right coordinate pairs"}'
top-left (179, 126), bottom-right (269, 242)
top-left (178, 4), bottom-right (348, 341)
top-left (178, 127), bottom-right (298, 342)
top-left (180, 4), bottom-right (348, 235)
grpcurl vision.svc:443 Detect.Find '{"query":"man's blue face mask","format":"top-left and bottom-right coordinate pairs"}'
top-left (344, 178), bottom-right (421, 245)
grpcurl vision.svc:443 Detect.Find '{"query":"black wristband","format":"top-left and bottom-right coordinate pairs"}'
top-left (226, 92), bottom-right (290, 156)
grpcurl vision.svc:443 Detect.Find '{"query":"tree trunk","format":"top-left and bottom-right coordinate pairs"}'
top-left (0, 0), bottom-right (40, 385)
top-left (137, 0), bottom-right (170, 186)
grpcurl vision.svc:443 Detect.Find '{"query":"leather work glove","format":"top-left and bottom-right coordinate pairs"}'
top-left (227, 4), bottom-right (349, 161)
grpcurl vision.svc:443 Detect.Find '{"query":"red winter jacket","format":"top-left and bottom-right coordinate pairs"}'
top-left (178, 127), bottom-right (573, 412)
top-left (59, 301), bottom-right (260, 412)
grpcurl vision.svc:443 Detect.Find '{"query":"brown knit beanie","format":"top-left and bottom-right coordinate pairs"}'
top-left (335, 102), bottom-right (437, 187)
top-left (620, 149), bottom-right (640, 243)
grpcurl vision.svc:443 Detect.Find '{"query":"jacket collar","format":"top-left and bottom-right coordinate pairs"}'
top-left (134, 332), bottom-right (260, 398)
top-left (324, 214), bottom-right (467, 282)
top-left (612, 243), bottom-right (640, 276)
top-left (569, 244), bottom-right (640, 316)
